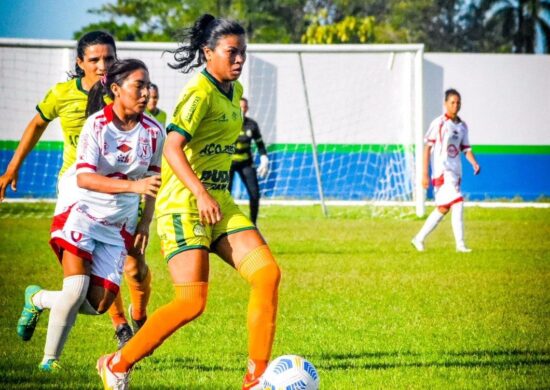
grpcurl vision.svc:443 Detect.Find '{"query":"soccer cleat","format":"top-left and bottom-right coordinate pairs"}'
top-left (242, 373), bottom-right (263, 390)
top-left (114, 323), bottom-right (133, 350)
top-left (411, 238), bottom-right (425, 252)
top-left (97, 354), bottom-right (130, 390)
top-left (17, 285), bottom-right (43, 341)
top-left (39, 359), bottom-right (61, 372)
top-left (456, 245), bottom-right (472, 253)
top-left (128, 304), bottom-right (146, 334)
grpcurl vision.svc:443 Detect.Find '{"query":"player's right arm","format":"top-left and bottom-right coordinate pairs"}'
top-left (422, 144), bottom-right (432, 189)
top-left (0, 114), bottom-right (49, 201)
top-left (163, 131), bottom-right (221, 225)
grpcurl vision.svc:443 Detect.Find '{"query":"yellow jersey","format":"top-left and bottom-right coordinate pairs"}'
top-left (156, 69), bottom-right (244, 216)
top-left (146, 108), bottom-right (167, 128)
top-left (36, 78), bottom-right (111, 176)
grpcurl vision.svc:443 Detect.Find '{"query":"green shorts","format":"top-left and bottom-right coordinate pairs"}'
top-left (157, 191), bottom-right (256, 261)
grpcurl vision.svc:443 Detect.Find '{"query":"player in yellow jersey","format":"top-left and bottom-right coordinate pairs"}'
top-left (145, 83), bottom-right (167, 127)
top-left (98, 14), bottom-right (281, 390)
top-left (2, 31), bottom-right (152, 353)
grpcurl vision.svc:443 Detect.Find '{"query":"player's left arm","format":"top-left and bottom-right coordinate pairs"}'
top-left (465, 150), bottom-right (480, 175)
top-left (252, 121), bottom-right (269, 178)
top-left (134, 194), bottom-right (155, 254)
top-left (461, 123), bottom-right (480, 175)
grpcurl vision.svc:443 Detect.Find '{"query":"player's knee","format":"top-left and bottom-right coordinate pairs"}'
top-left (438, 206), bottom-right (450, 214)
top-left (171, 284), bottom-right (208, 326)
top-left (124, 252), bottom-right (148, 281)
top-left (250, 261), bottom-right (281, 291)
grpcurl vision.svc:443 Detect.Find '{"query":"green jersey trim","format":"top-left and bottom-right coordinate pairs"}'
top-left (166, 123), bottom-right (192, 142)
top-left (166, 245), bottom-right (209, 262)
top-left (201, 69), bottom-right (234, 101)
top-left (35, 105), bottom-right (53, 122)
top-left (76, 78), bottom-right (88, 95)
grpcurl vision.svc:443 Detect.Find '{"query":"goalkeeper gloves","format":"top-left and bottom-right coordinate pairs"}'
top-left (257, 155), bottom-right (269, 178)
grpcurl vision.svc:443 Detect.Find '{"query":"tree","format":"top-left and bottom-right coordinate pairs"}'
top-left (73, 0), bottom-right (309, 43)
top-left (480, 0), bottom-right (550, 53)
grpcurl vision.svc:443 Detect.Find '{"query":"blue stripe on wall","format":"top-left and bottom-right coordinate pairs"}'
top-left (1, 149), bottom-right (548, 200)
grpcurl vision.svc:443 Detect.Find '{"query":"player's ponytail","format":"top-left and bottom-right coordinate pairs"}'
top-left (86, 59), bottom-right (149, 117)
top-left (69, 31), bottom-right (117, 79)
top-left (168, 14), bottom-right (245, 73)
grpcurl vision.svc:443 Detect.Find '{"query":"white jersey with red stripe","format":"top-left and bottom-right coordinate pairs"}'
top-left (54, 104), bottom-right (164, 245)
top-left (425, 113), bottom-right (471, 183)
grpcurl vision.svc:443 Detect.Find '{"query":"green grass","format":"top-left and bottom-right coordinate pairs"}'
top-left (0, 204), bottom-right (549, 389)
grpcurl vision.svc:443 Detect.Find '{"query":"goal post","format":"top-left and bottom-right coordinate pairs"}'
top-left (0, 39), bottom-right (425, 216)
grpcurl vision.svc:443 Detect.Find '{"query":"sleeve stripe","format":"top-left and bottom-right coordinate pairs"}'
top-left (166, 123), bottom-right (192, 142)
top-left (76, 163), bottom-right (97, 171)
top-left (35, 105), bottom-right (53, 122)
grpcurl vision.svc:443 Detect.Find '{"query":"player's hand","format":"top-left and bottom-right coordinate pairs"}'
top-left (133, 221), bottom-right (150, 254)
top-left (0, 170), bottom-right (18, 202)
top-left (196, 190), bottom-right (222, 225)
top-left (473, 163), bottom-right (481, 175)
top-left (133, 175), bottom-right (161, 197)
top-left (257, 155), bottom-right (269, 179)
top-left (422, 175), bottom-right (430, 189)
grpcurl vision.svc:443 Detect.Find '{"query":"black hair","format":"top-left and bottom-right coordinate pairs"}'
top-left (240, 97), bottom-right (248, 103)
top-left (69, 31), bottom-right (117, 79)
top-left (167, 14), bottom-right (245, 73)
top-left (86, 59), bottom-right (148, 117)
top-left (445, 88), bottom-right (461, 101)
top-left (149, 83), bottom-right (159, 92)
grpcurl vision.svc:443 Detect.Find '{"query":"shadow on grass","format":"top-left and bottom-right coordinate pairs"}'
top-left (316, 349), bottom-right (550, 370)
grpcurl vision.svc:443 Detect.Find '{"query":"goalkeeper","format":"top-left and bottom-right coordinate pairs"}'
top-left (229, 97), bottom-right (269, 225)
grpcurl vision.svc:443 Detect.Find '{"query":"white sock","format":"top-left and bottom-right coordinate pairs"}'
top-left (32, 290), bottom-right (61, 310)
top-left (42, 275), bottom-right (89, 362)
top-left (415, 209), bottom-right (445, 242)
top-left (451, 201), bottom-right (465, 247)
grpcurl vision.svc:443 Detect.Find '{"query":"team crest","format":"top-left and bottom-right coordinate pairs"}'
top-left (193, 223), bottom-right (206, 237)
top-left (138, 142), bottom-right (152, 159)
top-left (447, 144), bottom-right (459, 157)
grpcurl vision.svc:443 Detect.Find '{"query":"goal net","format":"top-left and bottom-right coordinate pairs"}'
top-left (0, 40), bottom-right (424, 217)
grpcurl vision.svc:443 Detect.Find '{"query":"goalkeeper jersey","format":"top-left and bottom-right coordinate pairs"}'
top-left (36, 78), bottom-right (110, 176)
top-left (231, 116), bottom-right (267, 164)
top-left (156, 69), bottom-right (244, 216)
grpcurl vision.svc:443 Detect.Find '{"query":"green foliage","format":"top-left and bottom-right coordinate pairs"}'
top-left (1, 204), bottom-right (549, 388)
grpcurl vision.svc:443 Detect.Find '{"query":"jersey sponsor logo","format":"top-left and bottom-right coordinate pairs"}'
top-left (184, 95), bottom-right (201, 122)
top-left (447, 144), bottom-right (459, 158)
top-left (200, 169), bottom-right (229, 189)
top-left (117, 143), bottom-right (132, 153)
top-left (199, 143), bottom-right (235, 156)
top-left (117, 154), bottom-right (131, 163)
top-left (68, 134), bottom-right (80, 147)
top-left (232, 111), bottom-right (239, 121)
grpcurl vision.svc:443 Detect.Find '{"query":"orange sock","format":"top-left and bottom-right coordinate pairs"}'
top-left (125, 267), bottom-right (151, 321)
top-left (238, 245), bottom-right (281, 378)
top-left (111, 282), bottom-right (208, 372)
top-left (107, 292), bottom-right (127, 327)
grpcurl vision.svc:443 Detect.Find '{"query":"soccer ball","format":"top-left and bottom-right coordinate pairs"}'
top-left (261, 355), bottom-right (320, 390)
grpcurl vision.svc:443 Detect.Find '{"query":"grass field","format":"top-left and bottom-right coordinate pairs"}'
top-left (0, 203), bottom-right (549, 389)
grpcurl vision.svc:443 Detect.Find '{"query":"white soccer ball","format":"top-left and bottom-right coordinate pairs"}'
top-left (261, 355), bottom-right (320, 390)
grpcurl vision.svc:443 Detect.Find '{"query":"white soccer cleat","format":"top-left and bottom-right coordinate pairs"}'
top-left (411, 238), bottom-right (425, 252)
top-left (456, 245), bottom-right (472, 253)
top-left (97, 353), bottom-right (130, 390)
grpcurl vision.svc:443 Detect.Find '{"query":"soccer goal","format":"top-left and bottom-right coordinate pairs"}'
top-left (0, 39), bottom-right (425, 216)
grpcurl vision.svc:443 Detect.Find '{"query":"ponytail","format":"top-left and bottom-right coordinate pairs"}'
top-left (168, 14), bottom-right (245, 74)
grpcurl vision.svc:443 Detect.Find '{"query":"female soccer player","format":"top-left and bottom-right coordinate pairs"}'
top-left (97, 14), bottom-right (281, 390)
top-left (145, 83), bottom-right (167, 127)
top-left (411, 88), bottom-right (481, 252)
top-left (16, 59), bottom-right (163, 372)
top-left (229, 97), bottom-right (269, 225)
top-left (2, 31), bottom-right (153, 348)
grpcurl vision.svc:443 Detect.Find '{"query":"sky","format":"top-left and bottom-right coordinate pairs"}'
top-left (0, 0), bottom-right (111, 40)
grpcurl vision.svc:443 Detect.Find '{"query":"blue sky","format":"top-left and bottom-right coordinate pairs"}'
top-left (0, 0), bottom-right (110, 39)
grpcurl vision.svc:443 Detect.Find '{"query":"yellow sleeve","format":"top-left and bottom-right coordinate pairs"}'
top-left (167, 88), bottom-right (209, 141)
top-left (36, 86), bottom-right (59, 122)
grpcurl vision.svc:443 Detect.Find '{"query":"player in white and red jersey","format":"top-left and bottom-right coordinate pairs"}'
top-left (412, 89), bottom-right (480, 253)
top-left (16, 59), bottom-right (163, 371)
